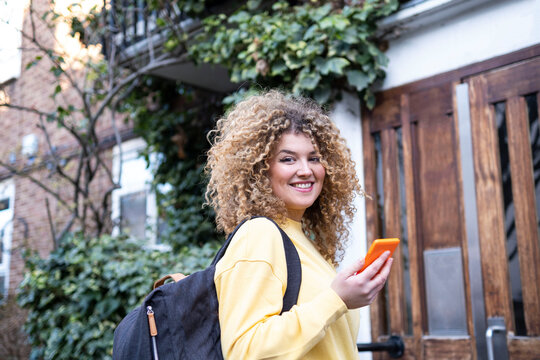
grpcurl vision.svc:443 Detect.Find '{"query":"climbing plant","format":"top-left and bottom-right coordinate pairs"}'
top-left (122, 78), bottom-right (225, 250)
top-left (189, 0), bottom-right (399, 107)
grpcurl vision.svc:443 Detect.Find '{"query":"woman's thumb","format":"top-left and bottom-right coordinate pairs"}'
top-left (342, 258), bottom-right (365, 277)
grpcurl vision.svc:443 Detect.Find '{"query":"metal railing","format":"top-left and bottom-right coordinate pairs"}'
top-left (102, 0), bottom-right (190, 57)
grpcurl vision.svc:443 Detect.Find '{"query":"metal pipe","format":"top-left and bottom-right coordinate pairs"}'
top-left (357, 335), bottom-right (404, 358)
top-left (486, 324), bottom-right (506, 360)
top-left (456, 82), bottom-right (488, 359)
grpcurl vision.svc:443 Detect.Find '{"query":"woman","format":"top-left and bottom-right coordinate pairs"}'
top-left (205, 90), bottom-right (393, 359)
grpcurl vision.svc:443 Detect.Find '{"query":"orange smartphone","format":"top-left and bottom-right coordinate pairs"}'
top-left (357, 238), bottom-right (400, 274)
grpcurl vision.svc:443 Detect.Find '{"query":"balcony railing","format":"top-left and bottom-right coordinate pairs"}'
top-left (102, 0), bottom-right (193, 59)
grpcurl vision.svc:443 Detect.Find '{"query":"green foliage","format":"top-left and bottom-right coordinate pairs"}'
top-left (123, 78), bottom-right (224, 250)
top-left (17, 233), bottom-right (217, 360)
top-left (189, 0), bottom-right (399, 107)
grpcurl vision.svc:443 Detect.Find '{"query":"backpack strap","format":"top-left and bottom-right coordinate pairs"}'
top-left (211, 216), bottom-right (302, 313)
top-left (273, 221), bottom-right (302, 313)
top-left (153, 273), bottom-right (187, 289)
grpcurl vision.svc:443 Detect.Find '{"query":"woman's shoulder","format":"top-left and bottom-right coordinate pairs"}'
top-left (226, 217), bottom-right (286, 261)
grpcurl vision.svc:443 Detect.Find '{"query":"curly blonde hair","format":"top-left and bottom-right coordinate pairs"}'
top-left (205, 90), bottom-right (362, 263)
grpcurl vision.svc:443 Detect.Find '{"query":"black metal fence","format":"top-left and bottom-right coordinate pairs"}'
top-left (102, 0), bottom-right (189, 56)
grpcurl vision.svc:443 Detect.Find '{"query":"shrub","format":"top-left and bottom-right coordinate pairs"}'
top-left (18, 233), bottom-right (218, 360)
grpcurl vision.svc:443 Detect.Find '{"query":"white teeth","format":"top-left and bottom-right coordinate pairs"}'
top-left (292, 183), bottom-right (312, 189)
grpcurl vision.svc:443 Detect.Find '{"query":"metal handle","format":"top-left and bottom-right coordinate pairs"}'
top-left (486, 324), bottom-right (506, 360)
top-left (357, 335), bottom-right (404, 358)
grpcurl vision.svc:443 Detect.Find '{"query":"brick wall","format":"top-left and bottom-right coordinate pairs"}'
top-left (0, 0), bottom-right (133, 297)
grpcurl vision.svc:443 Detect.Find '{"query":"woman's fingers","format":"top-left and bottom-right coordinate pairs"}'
top-left (359, 251), bottom-right (391, 280)
top-left (332, 252), bottom-right (394, 309)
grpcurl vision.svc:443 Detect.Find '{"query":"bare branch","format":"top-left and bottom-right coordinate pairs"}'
top-left (0, 160), bottom-right (72, 210)
top-left (29, 0), bottom-right (37, 41)
top-left (1, 103), bottom-right (87, 149)
top-left (37, 115), bottom-right (86, 195)
top-left (19, 6), bottom-right (94, 121)
top-left (71, 150), bottom-right (85, 219)
top-left (45, 198), bottom-right (57, 249)
top-left (91, 53), bottom-right (189, 123)
top-left (55, 213), bottom-right (76, 244)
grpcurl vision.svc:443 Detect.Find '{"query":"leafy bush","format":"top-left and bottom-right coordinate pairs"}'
top-left (18, 233), bottom-right (218, 360)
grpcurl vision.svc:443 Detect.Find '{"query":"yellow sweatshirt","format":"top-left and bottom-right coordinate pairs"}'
top-left (215, 217), bottom-right (360, 359)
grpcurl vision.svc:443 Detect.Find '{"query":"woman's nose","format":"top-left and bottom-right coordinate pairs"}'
top-left (296, 161), bottom-right (313, 177)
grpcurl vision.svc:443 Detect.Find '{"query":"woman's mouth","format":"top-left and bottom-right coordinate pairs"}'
top-left (290, 182), bottom-right (313, 190)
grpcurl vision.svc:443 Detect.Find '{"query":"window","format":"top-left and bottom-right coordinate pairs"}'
top-left (0, 1), bottom-right (26, 84)
top-left (111, 138), bottom-right (165, 248)
top-left (0, 179), bottom-right (15, 301)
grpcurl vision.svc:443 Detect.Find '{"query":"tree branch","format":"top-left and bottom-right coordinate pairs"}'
top-left (91, 53), bottom-right (189, 123)
top-left (55, 212), bottom-right (76, 244)
top-left (37, 115), bottom-right (87, 196)
top-left (45, 197), bottom-right (57, 249)
top-left (0, 160), bottom-right (72, 210)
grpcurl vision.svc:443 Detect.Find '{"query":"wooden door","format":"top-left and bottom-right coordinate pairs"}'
top-left (363, 81), bottom-right (475, 359)
top-left (362, 54), bottom-right (540, 359)
top-left (466, 56), bottom-right (540, 359)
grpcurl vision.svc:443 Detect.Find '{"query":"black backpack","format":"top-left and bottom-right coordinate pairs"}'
top-left (112, 217), bottom-right (302, 360)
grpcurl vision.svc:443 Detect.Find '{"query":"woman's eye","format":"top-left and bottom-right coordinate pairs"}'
top-left (279, 157), bottom-right (294, 163)
top-left (310, 157), bottom-right (321, 162)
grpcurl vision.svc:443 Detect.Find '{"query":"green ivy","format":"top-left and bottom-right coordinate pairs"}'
top-left (124, 78), bottom-right (224, 250)
top-left (189, 0), bottom-right (399, 107)
top-left (17, 233), bottom-right (217, 360)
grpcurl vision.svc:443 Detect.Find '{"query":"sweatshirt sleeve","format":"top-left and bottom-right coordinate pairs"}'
top-left (214, 218), bottom-right (348, 359)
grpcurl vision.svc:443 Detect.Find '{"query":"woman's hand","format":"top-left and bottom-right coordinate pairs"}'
top-left (331, 251), bottom-right (393, 309)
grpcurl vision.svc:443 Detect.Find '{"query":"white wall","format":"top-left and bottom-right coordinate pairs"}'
top-left (327, 1), bottom-right (540, 356)
top-left (331, 92), bottom-right (372, 359)
top-left (381, 0), bottom-right (540, 90)
top-left (0, 0), bottom-right (28, 84)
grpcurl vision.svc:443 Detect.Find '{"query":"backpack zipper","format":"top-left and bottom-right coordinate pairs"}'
top-left (147, 306), bottom-right (159, 360)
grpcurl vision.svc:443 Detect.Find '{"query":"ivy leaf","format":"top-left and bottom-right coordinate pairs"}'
top-left (53, 85), bottom-right (62, 98)
top-left (229, 11), bottom-right (251, 23)
top-left (342, 27), bottom-right (359, 44)
top-left (50, 65), bottom-right (64, 77)
top-left (283, 54), bottom-right (303, 70)
top-left (315, 57), bottom-right (350, 75)
top-left (26, 55), bottom-right (42, 70)
top-left (230, 69), bottom-right (242, 83)
top-left (346, 70), bottom-right (370, 91)
top-left (155, 17), bottom-right (166, 27)
top-left (272, 1), bottom-right (289, 11)
top-left (319, 15), bottom-right (349, 31)
top-left (364, 89), bottom-right (376, 109)
top-left (296, 70), bottom-right (321, 91)
top-left (241, 67), bottom-right (258, 80)
top-left (313, 85), bottom-right (332, 104)
top-left (164, 38), bottom-right (179, 51)
top-left (311, 4), bottom-right (332, 22)
top-left (247, 0), bottom-right (262, 10)
top-left (303, 24), bottom-right (318, 40)
top-left (271, 60), bottom-right (287, 76)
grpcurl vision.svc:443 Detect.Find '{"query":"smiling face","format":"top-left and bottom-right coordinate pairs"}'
top-left (268, 132), bottom-right (326, 222)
